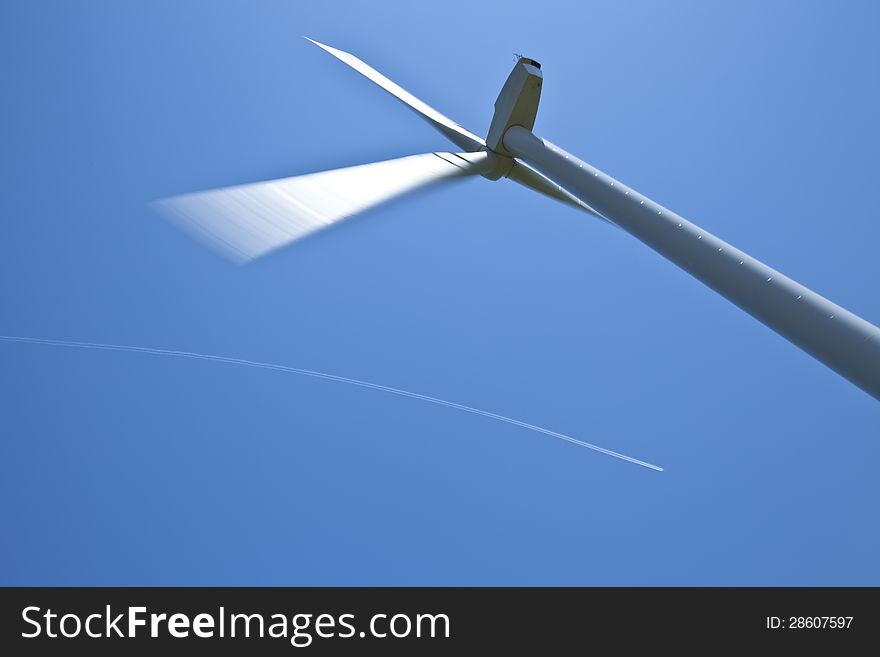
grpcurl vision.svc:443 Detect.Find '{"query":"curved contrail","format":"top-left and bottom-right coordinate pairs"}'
top-left (0, 335), bottom-right (663, 471)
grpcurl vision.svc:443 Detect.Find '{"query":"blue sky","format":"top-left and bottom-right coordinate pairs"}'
top-left (1, 0), bottom-right (878, 585)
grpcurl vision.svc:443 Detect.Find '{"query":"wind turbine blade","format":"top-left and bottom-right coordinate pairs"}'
top-left (153, 151), bottom-right (490, 263)
top-left (305, 37), bottom-right (485, 152)
top-left (507, 161), bottom-right (610, 223)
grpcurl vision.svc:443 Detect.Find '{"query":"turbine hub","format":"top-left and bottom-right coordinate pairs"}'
top-left (478, 148), bottom-right (515, 180)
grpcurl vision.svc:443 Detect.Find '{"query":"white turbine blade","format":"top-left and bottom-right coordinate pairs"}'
top-left (153, 151), bottom-right (489, 263)
top-left (305, 37), bottom-right (485, 152)
top-left (507, 161), bottom-right (610, 223)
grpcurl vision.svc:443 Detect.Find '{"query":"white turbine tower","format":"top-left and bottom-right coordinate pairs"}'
top-left (155, 38), bottom-right (880, 403)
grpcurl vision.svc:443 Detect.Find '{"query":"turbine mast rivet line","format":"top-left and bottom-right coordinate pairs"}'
top-left (502, 125), bottom-right (880, 401)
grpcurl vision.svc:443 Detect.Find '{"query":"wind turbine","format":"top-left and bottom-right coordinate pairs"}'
top-left (155, 38), bottom-right (880, 402)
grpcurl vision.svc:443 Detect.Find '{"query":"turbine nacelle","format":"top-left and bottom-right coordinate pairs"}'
top-left (485, 57), bottom-right (543, 159)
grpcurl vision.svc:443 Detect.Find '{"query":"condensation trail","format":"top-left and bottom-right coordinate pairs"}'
top-left (0, 335), bottom-right (663, 472)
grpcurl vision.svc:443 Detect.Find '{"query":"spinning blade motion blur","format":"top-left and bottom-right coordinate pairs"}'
top-left (154, 151), bottom-right (489, 262)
